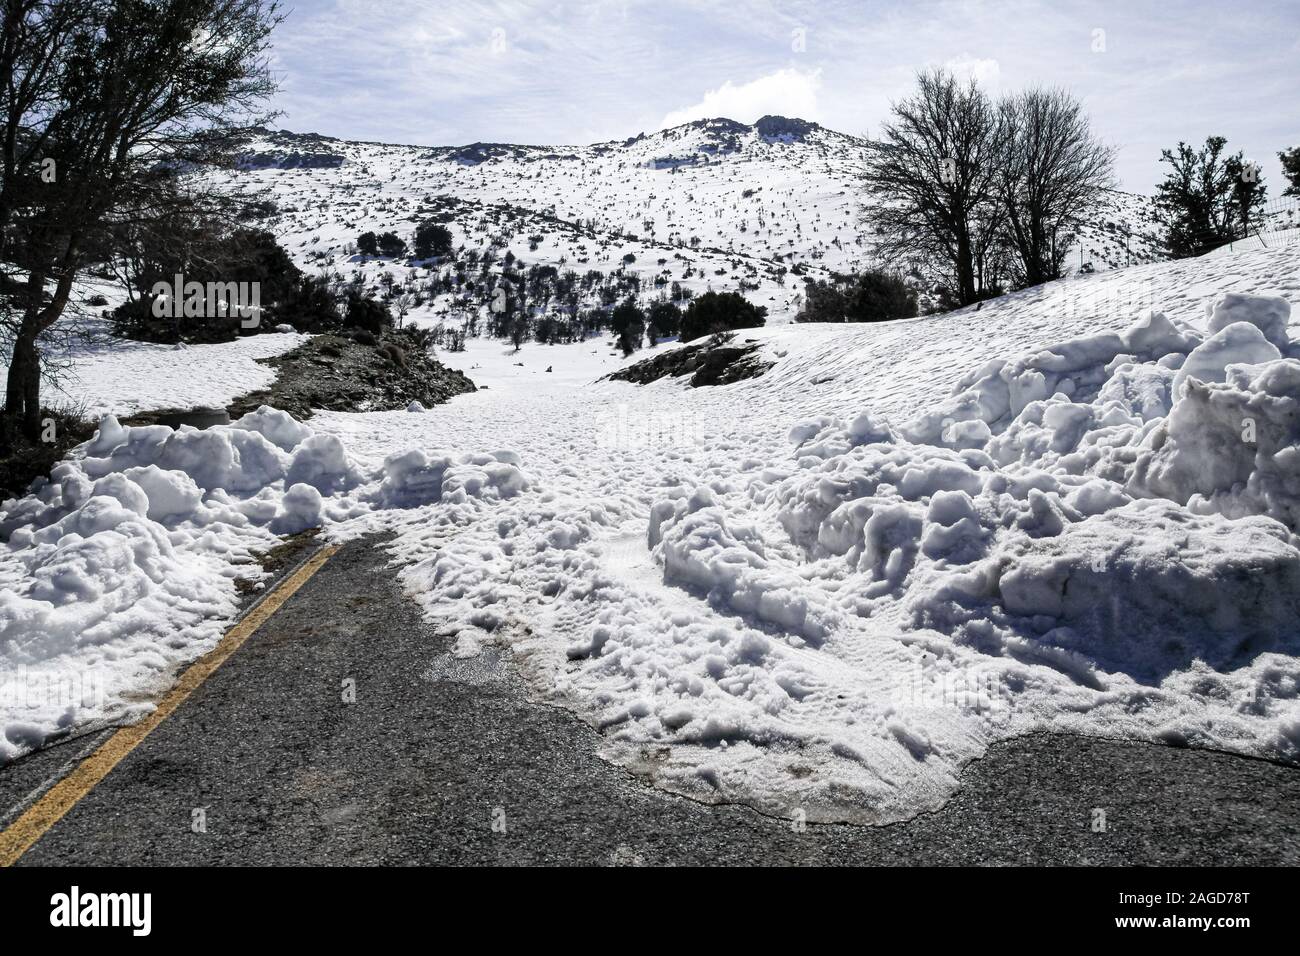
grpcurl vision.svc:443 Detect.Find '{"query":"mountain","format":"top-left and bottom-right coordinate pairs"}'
top-left (226, 116), bottom-right (1166, 327)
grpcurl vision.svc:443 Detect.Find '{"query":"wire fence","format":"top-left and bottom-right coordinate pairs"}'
top-left (1073, 226), bottom-right (1166, 272)
top-left (1073, 195), bottom-right (1300, 269)
top-left (1215, 196), bottom-right (1300, 253)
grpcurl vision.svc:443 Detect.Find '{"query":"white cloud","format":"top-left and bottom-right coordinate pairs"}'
top-left (942, 54), bottom-right (1001, 90)
top-left (660, 67), bottom-right (823, 129)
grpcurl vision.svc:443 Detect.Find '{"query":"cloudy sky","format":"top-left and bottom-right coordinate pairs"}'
top-left (269, 0), bottom-right (1299, 193)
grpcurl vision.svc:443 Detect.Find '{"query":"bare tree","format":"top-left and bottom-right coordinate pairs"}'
top-left (392, 291), bottom-right (414, 327)
top-left (994, 87), bottom-right (1116, 287)
top-left (1, 0), bottom-right (281, 445)
top-left (862, 69), bottom-right (1004, 307)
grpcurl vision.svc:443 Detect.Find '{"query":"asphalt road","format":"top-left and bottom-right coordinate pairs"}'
top-left (3, 537), bottom-right (1298, 866)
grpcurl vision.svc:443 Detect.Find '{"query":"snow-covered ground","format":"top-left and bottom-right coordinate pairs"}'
top-left (1206, 227), bottom-right (1300, 256)
top-left (35, 330), bottom-right (306, 420)
top-left (0, 272), bottom-right (305, 422)
top-left (4, 243), bottom-right (1299, 826)
top-left (224, 119), bottom-right (1164, 326)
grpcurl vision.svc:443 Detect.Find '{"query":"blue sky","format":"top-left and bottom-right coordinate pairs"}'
top-left (268, 0), bottom-right (1299, 193)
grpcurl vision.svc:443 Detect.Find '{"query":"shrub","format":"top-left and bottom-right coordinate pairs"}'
top-left (357, 231), bottom-right (379, 256)
top-left (679, 291), bottom-right (766, 342)
top-left (238, 198), bottom-right (279, 221)
top-left (413, 221), bottom-right (454, 259)
top-left (343, 294), bottom-right (393, 333)
top-left (377, 231), bottom-right (408, 258)
top-left (226, 228), bottom-right (302, 304)
top-left (795, 269), bottom-right (917, 323)
top-left (269, 275), bottom-right (341, 332)
top-left (109, 228), bottom-right (303, 343)
top-left (109, 296), bottom-right (169, 342)
top-left (0, 403), bottom-right (95, 501)
top-left (611, 297), bottom-right (646, 355)
top-left (647, 300), bottom-right (681, 341)
top-left (379, 343), bottom-right (408, 367)
top-left (401, 325), bottom-right (437, 351)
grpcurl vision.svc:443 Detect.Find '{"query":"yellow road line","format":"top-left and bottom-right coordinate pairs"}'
top-left (0, 544), bottom-right (339, 867)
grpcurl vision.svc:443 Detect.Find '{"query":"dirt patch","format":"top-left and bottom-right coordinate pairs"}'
top-left (122, 407), bottom-right (232, 429)
top-left (228, 328), bottom-right (476, 420)
top-left (234, 528), bottom-right (324, 597)
top-left (607, 334), bottom-right (773, 388)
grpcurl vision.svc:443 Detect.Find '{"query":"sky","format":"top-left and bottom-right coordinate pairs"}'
top-left (268, 0), bottom-right (1300, 194)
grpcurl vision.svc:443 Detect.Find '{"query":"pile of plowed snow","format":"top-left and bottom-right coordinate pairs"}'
top-left (626, 291), bottom-right (1300, 814)
top-left (377, 261), bottom-right (1300, 823)
top-left (765, 293), bottom-right (1300, 671)
top-left (613, 293), bottom-right (1300, 818)
top-left (0, 406), bottom-right (525, 760)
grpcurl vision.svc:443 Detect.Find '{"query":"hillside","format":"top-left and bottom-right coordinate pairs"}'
top-left (225, 118), bottom-right (1166, 329)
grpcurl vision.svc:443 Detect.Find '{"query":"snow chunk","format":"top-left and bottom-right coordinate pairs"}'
top-left (272, 483), bottom-right (324, 534)
top-left (1121, 310), bottom-right (1201, 357)
top-left (1205, 292), bottom-right (1292, 352)
top-left (377, 449), bottom-right (452, 508)
top-left (1173, 321), bottom-right (1281, 396)
top-left (655, 489), bottom-right (840, 642)
top-left (285, 434), bottom-right (363, 493)
top-left (1132, 358), bottom-right (1300, 529)
top-left (233, 405), bottom-right (312, 452)
top-left (994, 501), bottom-right (1300, 682)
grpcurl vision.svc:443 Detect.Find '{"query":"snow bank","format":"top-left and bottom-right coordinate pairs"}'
top-left (770, 297), bottom-right (1300, 645)
top-left (590, 289), bottom-right (1300, 818)
top-left (0, 407), bottom-right (526, 761)
top-left (359, 278), bottom-right (1300, 823)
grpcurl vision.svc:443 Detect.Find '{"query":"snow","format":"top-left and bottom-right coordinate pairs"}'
top-left (0, 328), bottom-right (306, 421)
top-left (0, 407), bottom-right (524, 760)
top-left (1132, 358), bottom-right (1300, 528)
top-left (433, 334), bottom-right (642, 390)
top-left (990, 501), bottom-right (1300, 680)
top-left (312, 244), bottom-right (1300, 823)
top-left (222, 121), bottom-right (1165, 331)
top-left (1206, 291), bottom-right (1292, 350)
top-left (3, 211), bottom-right (1299, 825)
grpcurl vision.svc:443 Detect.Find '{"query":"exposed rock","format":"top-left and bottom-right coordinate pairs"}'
top-left (228, 330), bottom-right (476, 419)
top-left (754, 115), bottom-right (820, 141)
top-left (237, 149), bottom-right (344, 170)
top-left (607, 335), bottom-right (773, 388)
